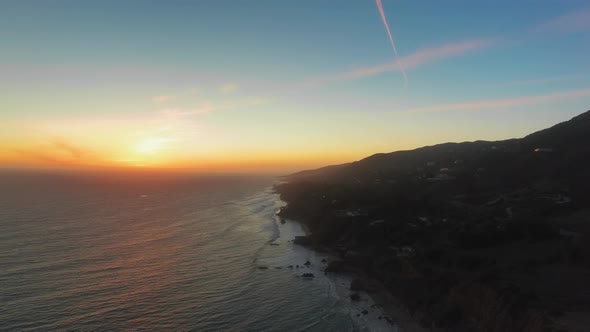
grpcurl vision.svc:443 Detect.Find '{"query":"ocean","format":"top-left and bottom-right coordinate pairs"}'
top-left (0, 170), bottom-right (396, 331)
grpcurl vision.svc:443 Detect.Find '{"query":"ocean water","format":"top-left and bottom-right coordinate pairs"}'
top-left (0, 170), bottom-right (396, 331)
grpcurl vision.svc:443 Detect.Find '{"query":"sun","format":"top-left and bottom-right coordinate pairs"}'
top-left (134, 137), bottom-right (172, 155)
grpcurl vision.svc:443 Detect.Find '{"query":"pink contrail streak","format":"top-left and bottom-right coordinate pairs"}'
top-left (375, 0), bottom-right (408, 88)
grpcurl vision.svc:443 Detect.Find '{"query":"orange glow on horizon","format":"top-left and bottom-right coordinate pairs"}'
top-left (0, 113), bottom-right (421, 173)
top-left (0, 140), bottom-right (375, 173)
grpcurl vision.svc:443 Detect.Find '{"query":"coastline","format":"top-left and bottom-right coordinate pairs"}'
top-left (270, 201), bottom-right (397, 331)
top-left (273, 201), bottom-right (406, 332)
top-left (269, 111), bottom-right (590, 332)
top-left (276, 209), bottom-right (427, 332)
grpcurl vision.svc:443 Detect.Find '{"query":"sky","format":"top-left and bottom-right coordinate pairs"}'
top-left (1, 0), bottom-right (590, 172)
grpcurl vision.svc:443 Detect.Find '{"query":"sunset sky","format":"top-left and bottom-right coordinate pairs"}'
top-left (1, 0), bottom-right (590, 171)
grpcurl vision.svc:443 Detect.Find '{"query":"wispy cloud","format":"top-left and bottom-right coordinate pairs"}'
top-left (221, 83), bottom-right (238, 93)
top-left (159, 102), bottom-right (216, 117)
top-left (157, 97), bottom-right (269, 118)
top-left (497, 74), bottom-right (590, 87)
top-left (405, 88), bottom-right (590, 113)
top-left (50, 139), bottom-right (85, 159)
top-left (152, 94), bottom-right (176, 103)
top-left (12, 139), bottom-right (93, 166)
top-left (531, 8), bottom-right (590, 33)
top-left (303, 39), bottom-right (495, 87)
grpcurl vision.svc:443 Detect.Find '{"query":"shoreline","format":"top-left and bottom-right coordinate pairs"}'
top-left (275, 201), bottom-right (398, 332)
top-left (272, 176), bottom-right (584, 331)
top-left (274, 203), bottom-right (405, 332)
top-left (284, 220), bottom-right (427, 332)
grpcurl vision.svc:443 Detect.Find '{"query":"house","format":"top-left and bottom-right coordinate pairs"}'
top-left (369, 219), bottom-right (385, 226)
top-left (390, 246), bottom-right (416, 258)
top-left (551, 193), bottom-right (571, 205)
top-left (534, 148), bottom-right (554, 152)
top-left (335, 209), bottom-right (368, 217)
top-left (428, 173), bottom-right (456, 181)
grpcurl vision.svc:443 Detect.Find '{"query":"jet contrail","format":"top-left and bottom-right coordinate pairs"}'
top-left (375, 0), bottom-right (408, 88)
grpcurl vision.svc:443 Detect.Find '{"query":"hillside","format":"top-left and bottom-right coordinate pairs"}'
top-left (291, 111), bottom-right (590, 182)
top-left (277, 110), bottom-right (590, 332)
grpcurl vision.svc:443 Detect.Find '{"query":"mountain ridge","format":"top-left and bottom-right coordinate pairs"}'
top-left (289, 110), bottom-right (590, 186)
top-left (276, 109), bottom-right (590, 332)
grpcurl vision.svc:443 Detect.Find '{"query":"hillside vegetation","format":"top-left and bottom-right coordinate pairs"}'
top-left (276, 110), bottom-right (590, 332)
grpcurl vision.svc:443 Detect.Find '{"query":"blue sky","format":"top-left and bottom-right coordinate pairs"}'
top-left (1, 0), bottom-right (590, 170)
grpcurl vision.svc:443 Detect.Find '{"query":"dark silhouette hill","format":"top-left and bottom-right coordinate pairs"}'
top-left (288, 110), bottom-right (590, 203)
top-left (277, 110), bottom-right (590, 332)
